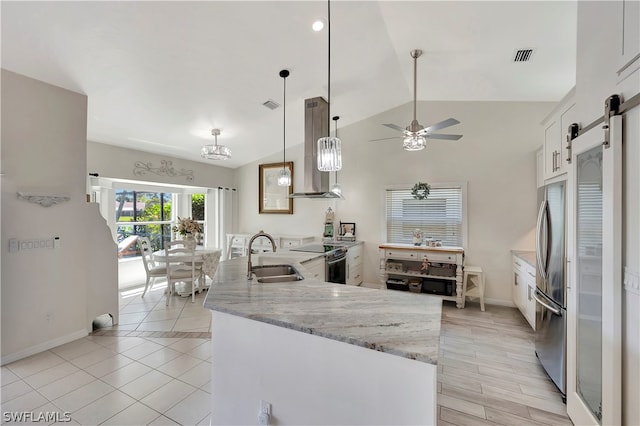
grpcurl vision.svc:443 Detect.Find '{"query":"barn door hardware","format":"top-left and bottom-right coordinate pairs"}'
top-left (602, 95), bottom-right (621, 148)
top-left (575, 91), bottom-right (640, 147)
top-left (566, 123), bottom-right (580, 164)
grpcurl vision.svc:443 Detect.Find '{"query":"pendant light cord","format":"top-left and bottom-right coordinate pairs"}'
top-left (413, 53), bottom-right (417, 122)
top-left (327, 0), bottom-right (331, 137)
top-left (283, 73), bottom-right (286, 168)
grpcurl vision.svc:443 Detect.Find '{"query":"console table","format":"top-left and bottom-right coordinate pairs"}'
top-left (379, 243), bottom-right (465, 308)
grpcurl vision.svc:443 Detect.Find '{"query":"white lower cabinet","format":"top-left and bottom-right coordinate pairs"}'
top-left (302, 256), bottom-right (325, 282)
top-left (512, 255), bottom-right (536, 330)
top-left (346, 243), bottom-right (363, 286)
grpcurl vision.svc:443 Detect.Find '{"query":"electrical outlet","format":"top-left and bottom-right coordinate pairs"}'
top-left (9, 238), bottom-right (19, 253)
top-left (260, 400), bottom-right (271, 415)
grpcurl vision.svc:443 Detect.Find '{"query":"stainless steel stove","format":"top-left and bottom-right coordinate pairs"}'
top-left (290, 243), bottom-right (348, 284)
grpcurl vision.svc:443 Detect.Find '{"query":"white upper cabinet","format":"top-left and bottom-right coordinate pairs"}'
top-left (542, 87), bottom-right (577, 181)
top-left (618, 0), bottom-right (640, 81)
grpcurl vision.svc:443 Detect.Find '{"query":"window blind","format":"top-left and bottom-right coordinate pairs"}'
top-left (385, 185), bottom-right (463, 246)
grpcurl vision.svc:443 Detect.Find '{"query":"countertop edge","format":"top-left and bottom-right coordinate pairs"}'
top-left (204, 254), bottom-right (442, 366)
top-left (511, 250), bottom-right (536, 268)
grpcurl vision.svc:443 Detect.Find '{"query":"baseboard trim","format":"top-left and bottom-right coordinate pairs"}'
top-left (1, 329), bottom-right (88, 366)
top-left (484, 298), bottom-right (516, 308)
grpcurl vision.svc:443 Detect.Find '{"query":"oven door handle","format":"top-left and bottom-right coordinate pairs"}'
top-left (326, 256), bottom-right (346, 265)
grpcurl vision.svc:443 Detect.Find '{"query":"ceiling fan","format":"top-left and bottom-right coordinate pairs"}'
top-left (374, 49), bottom-right (463, 151)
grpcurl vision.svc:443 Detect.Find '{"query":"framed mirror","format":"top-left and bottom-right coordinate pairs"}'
top-left (259, 162), bottom-right (293, 214)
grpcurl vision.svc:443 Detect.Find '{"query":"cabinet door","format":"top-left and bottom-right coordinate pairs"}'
top-left (302, 257), bottom-right (325, 281)
top-left (513, 269), bottom-right (523, 310)
top-left (618, 0), bottom-right (640, 79)
top-left (347, 245), bottom-right (363, 286)
top-left (544, 120), bottom-right (561, 179)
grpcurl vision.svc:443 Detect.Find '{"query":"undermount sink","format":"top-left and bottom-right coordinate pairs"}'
top-left (251, 264), bottom-right (304, 283)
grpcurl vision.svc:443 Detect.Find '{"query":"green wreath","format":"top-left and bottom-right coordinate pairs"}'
top-left (411, 182), bottom-right (430, 200)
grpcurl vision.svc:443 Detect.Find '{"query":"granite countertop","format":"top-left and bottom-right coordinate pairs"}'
top-left (204, 254), bottom-right (443, 365)
top-left (512, 250), bottom-right (536, 268)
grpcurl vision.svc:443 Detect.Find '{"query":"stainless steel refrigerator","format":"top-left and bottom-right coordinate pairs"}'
top-left (534, 179), bottom-right (567, 399)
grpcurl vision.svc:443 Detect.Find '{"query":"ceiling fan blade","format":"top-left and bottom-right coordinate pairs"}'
top-left (382, 123), bottom-right (406, 132)
top-left (370, 136), bottom-right (401, 142)
top-left (426, 133), bottom-right (463, 140)
top-left (423, 118), bottom-right (460, 133)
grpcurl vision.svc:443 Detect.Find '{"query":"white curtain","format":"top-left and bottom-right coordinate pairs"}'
top-left (207, 187), bottom-right (237, 257)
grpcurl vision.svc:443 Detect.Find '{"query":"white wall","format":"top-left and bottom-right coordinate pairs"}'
top-left (576, 2), bottom-right (640, 424)
top-left (87, 141), bottom-right (235, 189)
top-left (1, 70), bottom-right (117, 363)
top-left (235, 143), bottom-right (336, 238)
top-left (236, 101), bottom-right (552, 303)
top-left (211, 311), bottom-right (437, 425)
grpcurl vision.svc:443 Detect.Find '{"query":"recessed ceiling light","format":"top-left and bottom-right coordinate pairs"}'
top-left (312, 19), bottom-right (325, 32)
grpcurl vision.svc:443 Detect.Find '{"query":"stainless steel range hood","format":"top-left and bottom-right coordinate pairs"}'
top-left (290, 97), bottom-right (342, 199)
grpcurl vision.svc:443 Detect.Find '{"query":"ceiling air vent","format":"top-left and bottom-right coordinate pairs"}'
top-left (513, 49), bottom-right (534, 62)
top-left (262, 99), bottom-right (280, 110)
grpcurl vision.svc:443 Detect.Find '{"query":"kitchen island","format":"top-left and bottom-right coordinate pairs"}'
top-left (204, 254), bottom-right (442, 425)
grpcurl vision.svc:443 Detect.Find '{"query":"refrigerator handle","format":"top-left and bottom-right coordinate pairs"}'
top-left (535, 199), bottom-right (548, 281)
top-left (533, 289), bottom-right (561, 315)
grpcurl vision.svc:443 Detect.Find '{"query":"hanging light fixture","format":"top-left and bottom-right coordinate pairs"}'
top-left (277, 69), bottom-right (291, 187)
top-left (330, 116), bottom-right (343, 196)
top-left (317, 0), bottom-right (342, 172)
top-left (201, 129), bottom-right (231, 160)
top-left (403, 49), bottom-right (427, 151)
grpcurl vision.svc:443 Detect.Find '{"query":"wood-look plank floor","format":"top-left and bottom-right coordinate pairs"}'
top-left (438, 301), bottom-right (573, 426)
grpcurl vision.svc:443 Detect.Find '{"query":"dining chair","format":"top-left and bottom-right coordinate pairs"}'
top-left (139, 237), bottom-right (167, 297)
top-left (165, 246), bottom-right (201, 305)
top-left (166, 239), bottom-right (196, 250)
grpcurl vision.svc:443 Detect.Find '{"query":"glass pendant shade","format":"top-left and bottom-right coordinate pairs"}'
top-left (201, 144), bottom-right (231, 160)
top-left (403, 135), bottom-right (427, 151)
top-left (277, 167), bottom-right (291, 186)
top-left (317, 136), bottom-right (342, 171)
top-left (201, 129), bottom-right (231, 160)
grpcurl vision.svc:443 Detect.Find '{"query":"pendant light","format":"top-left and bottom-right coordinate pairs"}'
top-left (330, 116), bottom-right (343, 196)
top-left (317, 0), bottom-right (342, 172)
top-left (277, 69), bottom-right (291, 186)
top-left (201, 129), bottom-right (231, 160)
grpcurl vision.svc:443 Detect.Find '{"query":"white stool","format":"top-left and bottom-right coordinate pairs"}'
top-left (462, 266), bottom-right (485, 311)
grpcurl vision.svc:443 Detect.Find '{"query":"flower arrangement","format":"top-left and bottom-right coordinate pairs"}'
top-left (411, 182), bottom-right (430, 200)
top-left (173, 216), bottom-right (201, 237)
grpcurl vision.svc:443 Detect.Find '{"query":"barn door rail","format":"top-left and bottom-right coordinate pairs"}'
top-left (565, 91), bottom-right (640, 163)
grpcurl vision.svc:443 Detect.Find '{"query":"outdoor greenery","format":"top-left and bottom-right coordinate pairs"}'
top-left (116, 190), bottom-right (205, 253)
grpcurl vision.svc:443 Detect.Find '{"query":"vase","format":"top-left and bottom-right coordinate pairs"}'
top-left (180, 233), bottom-right (196, 249)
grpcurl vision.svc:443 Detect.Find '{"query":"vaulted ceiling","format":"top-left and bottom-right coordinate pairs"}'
top-left (1, 1), bottom-right (577, 168)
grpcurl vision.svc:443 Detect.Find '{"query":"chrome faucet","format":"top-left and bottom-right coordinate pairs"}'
top-left (247, 230), bottom-right (277, 279)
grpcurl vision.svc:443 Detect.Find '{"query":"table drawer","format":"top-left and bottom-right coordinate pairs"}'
top-left (385, 249), bottom-right (418, 260)
top-left (428, 252), bottom-right (457, 263)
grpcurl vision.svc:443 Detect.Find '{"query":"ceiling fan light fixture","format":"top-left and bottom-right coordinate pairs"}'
top-left (403, 135), bottom-right (426, 151)
top-left (201, 129), bottom-right (231, 160)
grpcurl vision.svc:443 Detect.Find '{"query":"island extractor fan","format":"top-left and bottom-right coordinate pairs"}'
top-left (374, 49), bottom-right (462, 151)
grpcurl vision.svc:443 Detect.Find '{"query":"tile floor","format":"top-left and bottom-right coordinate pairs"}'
top-left (1, 283), bottom-right (571, 425)
top-left (107, 286), bottom-right (212, 334)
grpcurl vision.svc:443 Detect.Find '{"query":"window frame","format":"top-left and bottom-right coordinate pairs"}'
top-left (382, 182), bottom-right (468, 250)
